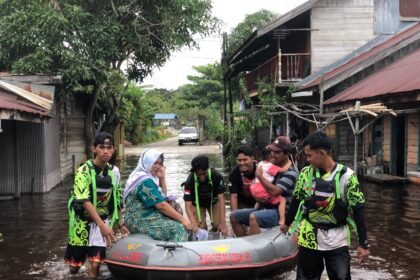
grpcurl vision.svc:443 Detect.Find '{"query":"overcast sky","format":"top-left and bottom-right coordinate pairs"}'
top-left (142, 0), bottom-right (307, 89)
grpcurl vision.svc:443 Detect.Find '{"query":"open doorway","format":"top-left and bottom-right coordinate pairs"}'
top-left (391, 115), bottom-right (406, 177)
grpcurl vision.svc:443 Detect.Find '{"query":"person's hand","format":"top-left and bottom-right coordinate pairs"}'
top-left (255, 166), bottom-right (263, 179)
top-left (119, 224), bottom-right (130, 236)
top-left (357, 246), bottom-right (369, 264)
top-left (181, 218), bottom-right (193, 231)
top-left (99, 223), bottom-right (117, 246)
top-left (279, 220), bottom-right (288, 234)
top-left (218, 223), bottom-right (228, 237)
top-left (156, 165), bottom-right (166, 179)
top-left (192, 223), bottom-right (199, 234)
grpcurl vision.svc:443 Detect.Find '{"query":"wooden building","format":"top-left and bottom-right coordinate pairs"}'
top-left (0, 75), bottom-right (88, 198)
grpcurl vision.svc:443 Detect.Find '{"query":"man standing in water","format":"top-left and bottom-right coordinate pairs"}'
top-left (285, 131), bottom-right (369, 280)
top-left (65, 132), bottom-right (128, 278)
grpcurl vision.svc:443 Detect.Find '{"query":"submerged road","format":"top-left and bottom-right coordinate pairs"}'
top-left (0, 138), bottom-right (419, 279)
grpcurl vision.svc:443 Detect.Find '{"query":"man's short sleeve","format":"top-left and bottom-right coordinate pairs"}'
top-left (183, 174), bottom-right (194, 202)
top-left (112, 165), bottom-right (123, 210)
top-left (73, 164), bottom-right (91, 202)
top-left (346, 174), bottom-right (365, 208)
top-left (228, 169), bottom-right (240, 194)
top-left (213, 171), bottom-right (226, 195)
top-left (275, 167), bottom-right (299, 197)
top-left (293, 166), bottom-right (311, 200)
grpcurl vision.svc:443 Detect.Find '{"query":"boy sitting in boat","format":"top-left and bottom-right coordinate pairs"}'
top-left (250, 148), bottom-right (287, 233)
top-left (183, 155), bottom-right (228, 236)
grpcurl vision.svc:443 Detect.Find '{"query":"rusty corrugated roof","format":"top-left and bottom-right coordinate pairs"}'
top-left (0, 90), bottom-right (50, 116)
top-left (325, 48), bottom-right (420, 105)
top-left (300, 22), bottom-right (420, 89)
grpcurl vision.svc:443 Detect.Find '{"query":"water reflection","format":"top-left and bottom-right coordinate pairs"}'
top-left (0, 152), bottom-right (419, 279)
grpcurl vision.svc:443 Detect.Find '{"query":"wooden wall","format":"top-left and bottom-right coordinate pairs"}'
top-left (311, 0), bottom-right (375, 72)
top-left (383, 115), bottom-right (391, 162)
top-left (407, 113), bottom-right (419, 171)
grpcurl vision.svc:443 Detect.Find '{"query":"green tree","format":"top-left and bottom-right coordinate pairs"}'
top-left (226, 9), bottom-right (278, 59)
top-left (0, 0), bottom-right (219, 152)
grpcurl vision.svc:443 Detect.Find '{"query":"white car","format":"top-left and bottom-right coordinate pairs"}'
top-left (178, 127), bottom-right (199, 145)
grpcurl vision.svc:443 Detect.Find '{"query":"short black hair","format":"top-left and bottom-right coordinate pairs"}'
top-left (235, 145), bottom-right (255, 158)
top-left (261, 147), bottom-right (271, 160)
top-left (191, 155), bottom-right (209, 172)
top-left (93, 132), bottom-right (114, 147)
top-left (301, 131), bottom-right (332, 152)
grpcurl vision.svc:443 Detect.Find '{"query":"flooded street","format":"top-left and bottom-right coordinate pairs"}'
top-left (1, 138), bottom-right (420, 279)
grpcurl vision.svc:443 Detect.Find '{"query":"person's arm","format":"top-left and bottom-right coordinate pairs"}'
top-left (157, 165), bottom-right (167, 196)
top-left (155, 201), bottom-right (192, 230)
top-left (284, 168), bottom-right (309, 230)
top-left (113, 166), bottom-right (129, 234)
top-left (185, 201), bottom-right (199, 232)
top-left (230, 193), bottom-right (238, 212)
top-left (83, 201), bottom-right (116, 245)
top-left (217, 193), bottom-right (228, 236)
top-left (255, 166), bottom-right (284, 196)
top-left (278, 197), bottom-right (287, 233)
top-left (346, 173), bottom-right (369, 263)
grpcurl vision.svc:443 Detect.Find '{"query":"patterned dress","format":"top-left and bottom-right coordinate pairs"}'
top-left (124, 179), bottom-right (188, 242)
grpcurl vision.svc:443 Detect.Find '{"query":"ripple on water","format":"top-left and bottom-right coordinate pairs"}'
top-left (2, 154), bottom-right (420, 279)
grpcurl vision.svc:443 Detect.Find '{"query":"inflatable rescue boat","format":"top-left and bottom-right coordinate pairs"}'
top-left (105, 228), bottom-right (298, 280)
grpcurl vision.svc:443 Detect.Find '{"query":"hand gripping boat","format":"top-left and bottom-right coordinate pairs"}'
top-left (104, 228), bottom-right (298, 280)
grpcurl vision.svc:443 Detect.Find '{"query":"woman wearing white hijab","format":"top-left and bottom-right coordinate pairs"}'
top-left (123, 149), bottom-right (192, 242)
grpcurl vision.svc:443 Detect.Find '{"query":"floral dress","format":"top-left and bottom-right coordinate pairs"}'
top-left (124, 178), bottom-right (188, 242)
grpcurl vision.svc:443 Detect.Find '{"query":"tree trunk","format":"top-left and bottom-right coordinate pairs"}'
top-left (85, 84), bottom-right (99, 158)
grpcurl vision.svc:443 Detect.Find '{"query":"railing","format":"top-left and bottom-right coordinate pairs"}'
top-left (244, 53), bottom-right (311, 94)
top-left (281, 53), bottom-right (311, 82)
top-left (244, 55), bottom-right (279, 94)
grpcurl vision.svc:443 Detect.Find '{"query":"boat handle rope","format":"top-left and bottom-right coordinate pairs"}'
top-left (156, 242), bottom-right (201, 257)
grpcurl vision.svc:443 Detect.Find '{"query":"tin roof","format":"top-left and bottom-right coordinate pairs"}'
top-left (0, 90), bottom-right (50, 116)
top-left (299, 22), bottom-right (420, 90)
top-left (325, 48), bottom-right (420, 105)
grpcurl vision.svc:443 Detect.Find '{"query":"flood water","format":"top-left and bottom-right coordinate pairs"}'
top-left (1, 148), bottom-right (420, 280)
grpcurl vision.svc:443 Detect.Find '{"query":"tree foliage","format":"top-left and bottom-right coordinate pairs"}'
top-left (226, 9), bottom-right (278, 59)
top-left (0, 0), bottom-right (219, 151)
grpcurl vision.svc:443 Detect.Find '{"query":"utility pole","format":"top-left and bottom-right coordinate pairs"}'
top-left (222, 32), bottom-right (228, 126)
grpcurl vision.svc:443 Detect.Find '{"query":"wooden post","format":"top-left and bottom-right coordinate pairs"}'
top-left (319, 76), bottom-right (324, 115)
top-left (198, 115), bottom-right (205, 145)
top-left (13, 121), bottom-right (20, 199)
top-left (354, 101), bottom-right (361, 174)
top-left (286, 112), bottom-right (290, 137)
top-left (228, 79), bottom-right (234, 129)
top-left (270, 115), bottom-right (273, 141)
top-left (278, 48), bottom-right (282, 83)
top-left (223, 80), bottom-right (227, 125)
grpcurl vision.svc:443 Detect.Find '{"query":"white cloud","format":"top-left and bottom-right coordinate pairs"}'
top-left (142, 0), bottom-right (307, 89)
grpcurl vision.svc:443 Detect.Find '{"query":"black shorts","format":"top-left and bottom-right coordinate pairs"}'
top-left (64, 244), bottom-right (106, 267)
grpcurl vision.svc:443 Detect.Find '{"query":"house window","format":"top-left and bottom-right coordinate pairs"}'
top-left (371, 118), bottom-right (383, 156)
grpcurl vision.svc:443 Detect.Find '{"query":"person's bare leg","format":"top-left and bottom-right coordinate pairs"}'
top-left (69, 266), bottom-right (80, 274)
top-left (210, 203), bottom-right (221, 232)
top-left (230, 213), bottom-right (246, 237)
top-left (87, 260), bottom-right (100, 279)
top-left (248, 214), bottom-right (261, 235)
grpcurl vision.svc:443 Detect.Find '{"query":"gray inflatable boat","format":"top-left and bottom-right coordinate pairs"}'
top-left (105, 228), bottom-right (298, 280)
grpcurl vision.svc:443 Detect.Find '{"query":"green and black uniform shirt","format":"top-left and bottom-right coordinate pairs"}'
top-left (286, 164), bottom-right (367, 251)
top-left (183, 168), bottom-right (225, 209)
top-left (67, 160), bottom-right (122, 246)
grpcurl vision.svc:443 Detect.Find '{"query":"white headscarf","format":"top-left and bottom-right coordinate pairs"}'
top-left (123, 149), bottom-right (163, 204)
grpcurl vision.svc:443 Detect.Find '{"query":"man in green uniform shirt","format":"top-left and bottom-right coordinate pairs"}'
top-left (64, 132), bottom-right (128, 278)
top-left (285, 131), bottom-right (369, 280)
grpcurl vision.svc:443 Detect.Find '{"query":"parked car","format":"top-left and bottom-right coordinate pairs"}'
top-left (178, 127), bottom-right (199, 145)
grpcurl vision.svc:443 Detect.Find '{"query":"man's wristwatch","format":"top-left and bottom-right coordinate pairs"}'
top-left (360, 240), bottom-right (370, 249)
